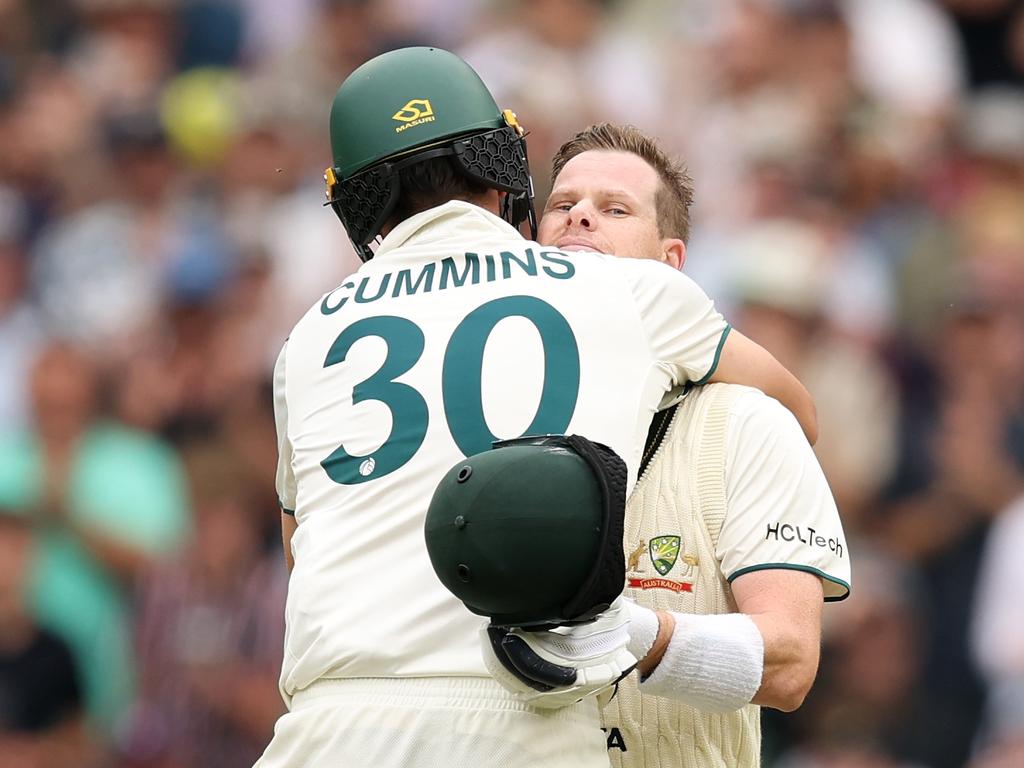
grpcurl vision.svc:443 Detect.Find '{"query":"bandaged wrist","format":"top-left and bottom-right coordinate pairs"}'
top-left (622, 599), bottom-right (660, 660)
top-left (638, 612), bottom-right (764, 712)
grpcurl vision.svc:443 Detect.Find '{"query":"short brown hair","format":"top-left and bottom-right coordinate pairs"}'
top-left (550, 123), bottom-right (694, 242)
top-left (387, 156), bottom-right (491, 229)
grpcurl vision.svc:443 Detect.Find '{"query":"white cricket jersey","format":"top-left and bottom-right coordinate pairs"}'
top-left (717, 388), bottom-right (851, 596)
top-left (273, 201), bottom-right (728, 699)
top-left (606, 383), bottom-right (850, 767)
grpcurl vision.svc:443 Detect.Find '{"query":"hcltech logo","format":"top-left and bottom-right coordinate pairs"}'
top-left (765, 522), bottom-right (844, 558)
top-left (393, 99), bottom-right (435, 133)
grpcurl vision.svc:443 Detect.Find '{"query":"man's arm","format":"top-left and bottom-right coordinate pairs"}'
top-left (637, 569), bottom-right (823, 712)
top-left (482, 388), bottom-right (846, 710)
top-left (630, 267), bottom-right (817, 443)
top-left (482, 564), bottom-right (827, 714)
top-left (732, 568), bottom-right (823, 710)
top-left (273, 340), bottom-right (298, 574)
top-left (281, 512), bottom-right (297, 574)
top-left (709, 329), bottom-right (818, 445)
top-left (634, 390), bottom-right (844, 710)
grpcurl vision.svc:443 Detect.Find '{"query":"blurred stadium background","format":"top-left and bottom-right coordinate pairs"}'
top-left (0, 0), bottom-right (1023, 766)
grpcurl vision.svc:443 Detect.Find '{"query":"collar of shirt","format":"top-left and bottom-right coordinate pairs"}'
top-left (373, 200), bottom-right (523, 260)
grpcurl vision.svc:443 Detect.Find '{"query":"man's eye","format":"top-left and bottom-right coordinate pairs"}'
top-left (607, 208), bottom-right (628, 216)
top-left (554, 203), bottom-right (574, 212)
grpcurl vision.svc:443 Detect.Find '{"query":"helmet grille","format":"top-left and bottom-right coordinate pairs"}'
top-left (453, 127), bottom-right (530, 194)
top-left (330, 125), bottom-right (534, 261)
top-left (335, 163), bottom-right (399, 249)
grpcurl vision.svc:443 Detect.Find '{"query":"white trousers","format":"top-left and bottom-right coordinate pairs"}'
top-left (254, 676), bottom-right (611, 768)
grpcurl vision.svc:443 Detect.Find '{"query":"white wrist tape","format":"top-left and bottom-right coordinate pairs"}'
top-left (638, 612), bottom-right (764, 712)
top-left (622, 599), bottom-right (660, 660)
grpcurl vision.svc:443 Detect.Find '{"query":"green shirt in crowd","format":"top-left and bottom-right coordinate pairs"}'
top-left (0, 423), bottom-right (189, 734)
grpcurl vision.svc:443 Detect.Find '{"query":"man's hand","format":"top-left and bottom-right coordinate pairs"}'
top-left (481, 597), bottom-right (653, 708)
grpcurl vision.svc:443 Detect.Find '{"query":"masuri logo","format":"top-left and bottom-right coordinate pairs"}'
top-left (392, 99), bottom-right (435, 133)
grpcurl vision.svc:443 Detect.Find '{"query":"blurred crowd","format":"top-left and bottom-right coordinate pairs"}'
top-left (0, 0), bottom-right (1022, 766)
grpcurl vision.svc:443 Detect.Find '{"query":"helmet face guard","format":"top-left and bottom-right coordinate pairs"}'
top-left (325, 113), bottom-right (537, 262)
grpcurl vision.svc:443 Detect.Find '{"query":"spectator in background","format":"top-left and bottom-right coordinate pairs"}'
top-left (876, 260), bottom-right (1024, 768)
top-left (965, 244), bottom-right (1024, 760)
top-left (461, 0), bottom-right (669, 200)
top-left (0, 186), bottom-right (42, 435)
top-left (120, 438), bottom-right (285, 768)
top-left (678, 0), bottom-right (956, 322)
top-left (108, 226), bottom-right (284, 511)
top-left (772, 546), bottom-right (925, 768)
top-left (214, 102), bottom-right (353, 358)
top-left (0, 504), bottom-right (102, 768)
top-left (69, 0), bottom-right (180, 115)
top-left (105, 197), bottom-right (240, 443)
top-left (659, 0), bottom-right (832, 229)
top-left (899, 86), bottom-right (1024, 342)
top-left (844, 0), bottom-right (964, 118)
top-left (969, 736), bottom-right (1024, 768)
top-left (0, 340), bottom-right (189, 739)
top-left (939, 0), bottom-right (1024, 89)
top-left (28, 106), bottom-right (227, 360)
top-left (972, 490), bottom-right (1024, 759)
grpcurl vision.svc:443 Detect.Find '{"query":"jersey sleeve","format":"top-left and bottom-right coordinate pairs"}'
top-left (273, 341), bottom-right (297, 515)
top-left (625, 261), bottom-right (729, 385)
top-left (718, 390), bottom-right (851, 600)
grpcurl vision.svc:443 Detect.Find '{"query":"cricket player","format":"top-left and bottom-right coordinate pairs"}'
top-left (258, 49), bottom-right (817, 768)
top-left (483, 124), bottom-right (851, 767)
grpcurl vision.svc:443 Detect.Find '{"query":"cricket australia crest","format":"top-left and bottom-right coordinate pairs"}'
top-left (650, 535), bottom-right (680, 575)
top-left (626, 534), bottom-right (696, 593)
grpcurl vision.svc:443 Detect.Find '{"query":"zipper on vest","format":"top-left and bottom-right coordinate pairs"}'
top-left (636, 403), bottom-right (681, 487)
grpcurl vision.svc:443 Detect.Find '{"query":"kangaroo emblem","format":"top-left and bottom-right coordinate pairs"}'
top-left (627, 540), bottom-right (647, 573)
top-left (679, 553), bottom-right (699, 576)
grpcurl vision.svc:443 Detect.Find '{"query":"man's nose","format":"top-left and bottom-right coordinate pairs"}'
top-left (567, 201), bottom-right (596, 230)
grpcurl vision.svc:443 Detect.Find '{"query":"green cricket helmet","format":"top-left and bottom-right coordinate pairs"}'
top-left (424, 434), bottom-right (628, 628)
top-left (324, 47), bottom-right (536, 262)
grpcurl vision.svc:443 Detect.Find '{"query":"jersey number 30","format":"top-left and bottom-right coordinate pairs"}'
top-left (321, 296), bottom-right (580, 484)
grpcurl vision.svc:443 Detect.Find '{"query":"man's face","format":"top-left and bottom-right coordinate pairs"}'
top-left (539, 149), bottom-right (683, 267)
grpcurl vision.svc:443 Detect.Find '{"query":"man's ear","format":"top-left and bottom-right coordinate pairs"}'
top-left (662, 239), bottom-right (686, 270)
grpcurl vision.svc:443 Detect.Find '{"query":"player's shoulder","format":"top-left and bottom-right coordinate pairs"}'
top-left (691, 381), bottom-right (775, 407)
top-left (571, 248), bottom-right (684, 279)
top-left (696, 382), bottom-right (802, 433)
top-left (289, 278), bottom-right (356, 335)
top-left (617, 257), bottom-right (710, 304)
top-left (519, 241), bottom-right (612, 267)
top-left (521, 242), bottom-right (676, 275)
top-left (529, 245), bottom-right (703, 301)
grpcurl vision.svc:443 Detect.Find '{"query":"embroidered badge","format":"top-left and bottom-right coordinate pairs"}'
top-left (625, 534), bottom-right (695, 593)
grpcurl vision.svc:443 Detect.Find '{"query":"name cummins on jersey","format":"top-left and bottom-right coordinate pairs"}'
top-left (273, 202), bottom-right (728, 701)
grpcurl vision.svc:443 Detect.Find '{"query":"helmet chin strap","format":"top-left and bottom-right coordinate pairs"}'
top-left (500, 191), bottom-right (538, 240)
top-left (526, 201), bottom-right (538, 240)
top-left (510, 128), bottom-right (538, 240)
